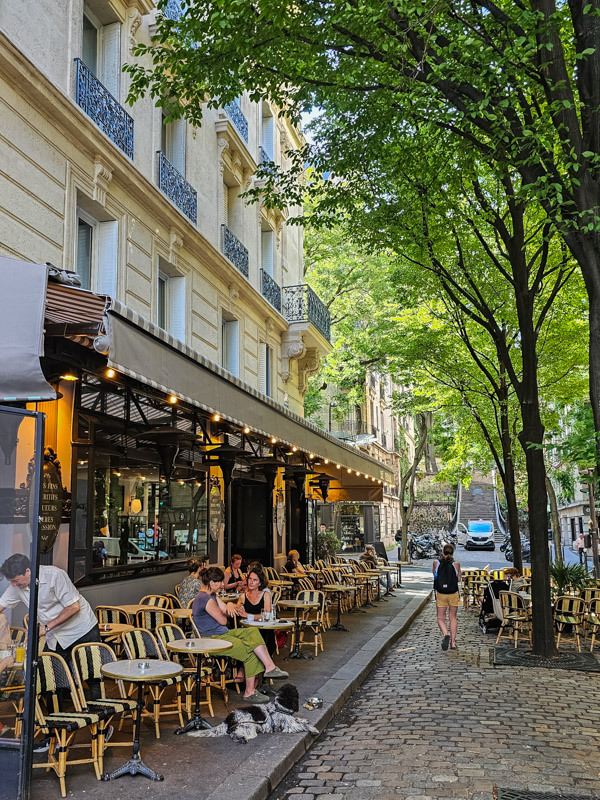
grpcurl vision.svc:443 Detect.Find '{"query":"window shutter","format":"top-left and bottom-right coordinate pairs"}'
top-left (258, 341), bottom-right (266, 394)
top-left (261, 230), bottom-right (274, 277)
top-left (170, 119), bottom-right (186, 174)
top-left (225, 319), bottom-right (239, 377)
top-left (102, 22), bottom-right (121, 99)
top-left (265, 344), bottom-right (272, 396)
top-left (76, 218), bottom-right (93, 291)
top-left (262, 115), bottom-right (274, 159)
top-left (96, 220), bottom-right (118, 296)
top-left (169, 275), bottom-right (186, 342)
top-left (223, 183), bottom-right (229, 226)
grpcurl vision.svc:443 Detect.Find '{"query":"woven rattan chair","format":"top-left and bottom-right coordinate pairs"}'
top-left (163, 592), bottom-right (182, 609)
top-left (121, 628), bottom-right (184, 737)
top-left (586, 598), bottom-right (600, 653)
top-left (554, 595), bottom-right (585, 652)
top-left (34, 652), bottom-right (102, 797)
top-left (295, 590), bottom-right (326, 656)
top-left (135, 608), bottom-right (174, 631)
top-left (95, 606), bottom-right (130, 626)
top-left (495, 591), bottom-right (530, 648)
top-left (139, 594), bottom-right (171, 608)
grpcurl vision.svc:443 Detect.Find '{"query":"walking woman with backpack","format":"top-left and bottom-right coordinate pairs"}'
top-left (432, 544), bottom-right (462, 651)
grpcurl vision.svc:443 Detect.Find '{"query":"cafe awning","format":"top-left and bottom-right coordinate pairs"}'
top-left (105, 300), bottom-right (394, 485)
top-left (0, 258), bottom-right (56, 402)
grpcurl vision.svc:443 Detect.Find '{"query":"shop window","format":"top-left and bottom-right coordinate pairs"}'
top-left (222, 314), bottom-right (239, 377)
top-left (75, 209), bottom-right (118, 295)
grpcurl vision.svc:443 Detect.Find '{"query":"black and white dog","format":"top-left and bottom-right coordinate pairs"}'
top-left (188, 683), bottom-right (319, 744)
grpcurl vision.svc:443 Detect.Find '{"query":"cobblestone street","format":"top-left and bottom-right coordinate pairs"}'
top-left (270, 598), bottom-right (600, 800)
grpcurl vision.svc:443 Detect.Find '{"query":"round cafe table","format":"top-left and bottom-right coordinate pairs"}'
top-left (171, 608), bottom-right (192, 621)
top-left (116, 604), bottom-right (161, 621)
top-left (98, 622), bottom-right (134, 642)
top-left (278, 599), bottom-right (319, 660)
top-left (166, 638), bottom-right (232, 733)
top-left (101, 659), bottom-right (182, 782)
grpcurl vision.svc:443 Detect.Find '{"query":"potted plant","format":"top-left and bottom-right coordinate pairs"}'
top-left (316, 529), bottom-right (342, 561)
top-left (549, 562), bottom-right (589, 596)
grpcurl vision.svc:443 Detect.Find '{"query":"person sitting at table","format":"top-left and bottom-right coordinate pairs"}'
top-left (504, 567), bottom-right (527, 592)
top-left (192, 567), bottom-right (288, 704)
top-left (236, 567), bottom-right (276, 654)
top-left (223, 554), bottom-right (245, 592)
top-left (360, 544), bottom-right (395, 594)
top-left (177, 556), bottom-right (208, 607)
top-left (283, 550), bottom-right (306, 575)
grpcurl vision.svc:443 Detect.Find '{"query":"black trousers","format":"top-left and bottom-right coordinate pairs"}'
top-left (45, 623), bottom-right (102, 701)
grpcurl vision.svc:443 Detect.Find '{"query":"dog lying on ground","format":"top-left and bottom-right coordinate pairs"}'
top-left (188, 683), bottom-right (319, 744)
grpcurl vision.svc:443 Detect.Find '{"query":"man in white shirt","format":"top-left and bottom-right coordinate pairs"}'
top-left (575, 532), bottom-right (586, 565)
top-left (0, 554), bottom-right (100, 695)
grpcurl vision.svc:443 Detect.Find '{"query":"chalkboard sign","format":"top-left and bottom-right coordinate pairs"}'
top-left (39, 460), bottom-right (63, 553)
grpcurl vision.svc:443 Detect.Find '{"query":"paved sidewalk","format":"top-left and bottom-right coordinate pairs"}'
top-left (271, 599), bottom-right (600, 800)
top-left (30, 569), bottom-right (431, 800)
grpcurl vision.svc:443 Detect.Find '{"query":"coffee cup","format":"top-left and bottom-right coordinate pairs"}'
top-left (263, 611), bottom-right (271, 622)
top-left (246, 614), bottom-right (254, 622)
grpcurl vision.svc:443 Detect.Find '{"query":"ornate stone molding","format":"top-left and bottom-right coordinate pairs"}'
top-left (93, 156), bottom-right (112, 206)
top-left (229, 284), bottom-right (240, 302)
top-left (281, 326), bottom-right (306, 384)
top-left (169, 228), bottom-right (183, 267)
top-left (297, 347), bottom-right (321, 396)
top-left (128, 7), bottom-right (142, 54)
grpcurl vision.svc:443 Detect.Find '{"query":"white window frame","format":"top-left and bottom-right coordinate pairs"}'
top-left (82, 4), bottom-right (121, 99)
top-left (261, 229), bottom-right (275, 278)
top-left (75, 209), bottom-right (97, 291)
top-left (222, 315), bottom-right (240, 377)
top-left (157, 260), bottom-right (186, 343)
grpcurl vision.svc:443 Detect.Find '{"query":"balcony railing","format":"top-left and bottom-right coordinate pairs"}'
top-left (261, 270), bottom-right (281, 312)
top-left (221, 225), bottom-right (249, 277)
top-left (74, 59), bottom-right (134, 159)
top-left (225, 101), bottom-right (248, 143)
top-left (282, 284), bottom-right (331, 342)
top-left (157, 151), bottom-right (197, 224)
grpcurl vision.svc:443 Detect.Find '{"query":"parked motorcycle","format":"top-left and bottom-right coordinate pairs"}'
top-left (504, 537), bottom-right (531, 563)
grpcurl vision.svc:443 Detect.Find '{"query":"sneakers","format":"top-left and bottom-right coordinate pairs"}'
top-left (242, 691), bottom-right (270, 704)
top-left (264, 667), bottom-right (289, 680)
top-left (33, 737), bottom-right (50, 753)
top-left (441, 635), bottom-right (450, 651)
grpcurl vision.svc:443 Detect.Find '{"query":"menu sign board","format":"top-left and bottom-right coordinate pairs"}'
top-left (40, 460), bottom-right (62, 553)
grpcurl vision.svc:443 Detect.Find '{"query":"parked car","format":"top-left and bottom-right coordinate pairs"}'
top-left (93, 537), bottom-right (167, 564)
top-left (464, 520), bottom-right (495, 551)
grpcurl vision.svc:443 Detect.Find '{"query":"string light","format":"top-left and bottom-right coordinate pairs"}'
top-left (168, 395), bottom-right (178, 404)
top-left (271, 437), bottom-right (277, 444)
top-left (60, 373), bottom-right (78, 381)
top-left (336, 464), bottom-right (341, 469)
top-left (309, 453), bottom-right (314, 459)
top-left (213, 413), bottom-right (221, 422)
top-left (324, 459), bottom-right (329, 464)
top-left (243, 426), bottom-right (251, 434)
top-left (292, 446), bottom-right (298, 452)
top-left (106, 368), bottom-right (116, 379)
top-left (347, 468), bottom-right (352, 473)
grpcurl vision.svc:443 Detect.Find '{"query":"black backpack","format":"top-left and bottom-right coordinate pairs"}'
top-left (434, 560), bottom-right (458, 594)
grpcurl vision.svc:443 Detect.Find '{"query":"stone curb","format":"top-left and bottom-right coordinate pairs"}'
top-left (203, 589), bottom-right (432, 800)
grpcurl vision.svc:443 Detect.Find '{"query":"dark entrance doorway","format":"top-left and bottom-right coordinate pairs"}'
top-left (231, 481), bottom-right (271, 566)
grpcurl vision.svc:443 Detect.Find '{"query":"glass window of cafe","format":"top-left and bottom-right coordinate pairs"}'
top-left (71, 377), bottom-right (208, 583)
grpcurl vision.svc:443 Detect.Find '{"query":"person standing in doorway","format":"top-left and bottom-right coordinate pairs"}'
top-left (432, 544), bottom-right (461, 651)
top-left (575, 532), bottom-right (586, 565)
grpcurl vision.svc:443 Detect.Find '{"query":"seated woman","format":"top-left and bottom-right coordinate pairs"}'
top-left (192, 567), bottom-right (288, 704)
top-left (504, 567), bottom-right (528, 592)
top-left (236, 567), bottom-right (275, 654)
top-left (223, 554), bottom-right (245, 592)
top-left (283, 549), bottom-right (306, 575)
top-left (177, 556), bottom-right (208, 607)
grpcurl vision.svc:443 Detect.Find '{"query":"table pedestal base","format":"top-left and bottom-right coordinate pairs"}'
top-left (286, 649), bottom-right (313, 660)
top-left (175, 715), bottom-right (212, 734)
top-left (103, 754), bottom-right (163, 782)
top-left (329, 620), bottom-right (349, 632)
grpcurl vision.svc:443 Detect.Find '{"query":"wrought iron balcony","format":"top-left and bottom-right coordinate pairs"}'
top-left (282, 284), bottom-right (331, 342)
top-left (157, 151), bottom-right (197, 224)
top-left (261, 270), bottom-right (281, 312)
top-left (221, 225), bottom-right (249, 277)
top-left (74, 59), bottom-right (134, 159)
top-left (225, 101), bottom-right (248, 143)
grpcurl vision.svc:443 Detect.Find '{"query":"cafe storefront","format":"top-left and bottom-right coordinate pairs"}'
top-left (0, 259), bottom-right (394, 605)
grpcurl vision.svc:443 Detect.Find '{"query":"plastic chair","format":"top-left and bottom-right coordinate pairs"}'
top-left (121, 629), bottom-right (184, 737)
top-left (33, 652), bottom-right (101, 797)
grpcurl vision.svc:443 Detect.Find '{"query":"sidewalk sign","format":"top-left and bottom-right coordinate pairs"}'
top-left (0, 405), bottom-right (45, 800)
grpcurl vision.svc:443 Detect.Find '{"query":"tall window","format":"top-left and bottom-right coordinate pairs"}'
top-left (261, 229), bottom-right (275, 277)
top-left (222, 315), bottom-right (239, 377)
top-left (259, 342), bottom-right (272, 396)
top-left (81, 6), bottom-right (121, 99)
top-left (261, 103), bottom-right (274, 160)
top-left (157, 260), bottom-right (186, 342)
top-left (75, 208), bottom-right (118, 295)
top-left (161, 114), bottom-right (186, 174)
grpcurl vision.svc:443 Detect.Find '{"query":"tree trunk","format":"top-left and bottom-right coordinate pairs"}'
top-left (498, 359), bottom-right (522, 573)
top-left (545, 474), bottom-right (563, 565)
top-left (400, 413), bottom-right (428, 561)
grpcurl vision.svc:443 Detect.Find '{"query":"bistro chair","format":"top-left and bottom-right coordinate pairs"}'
top-left (174, 583), bottom-right (181, 597)
top-left (163, 592), bottom-right (182, 609)
top-left (190, 619), bottom-right (241, 705)
top-left (263, 567), bottom-right (279, 583)
top-left (554, 596), bottom-right (585, 652)
top-left (33, 651), bottom-right (101, 797)
top-left (582, 587), bottom-right (600, 603)
top-left (139, 594), bottom-right (171, 608)
top-left (71, 642), bottom-right (137, 757)
top-left (135, 607), bottom-right (174, 631)
top-left (296, 590), bottom-right (326, 656)
top-left (155, 622), bottom-right (213, 718)
top-left (495, 591), bottom-right (530, 648)
top-left (95, 605), bottom-right (130, 626)
top-left (121, 628), bottom-right (184, 738)
top-left (270, 587), bottom-right (281, 605)
top-left (586, 598), bottom-right (600, 653)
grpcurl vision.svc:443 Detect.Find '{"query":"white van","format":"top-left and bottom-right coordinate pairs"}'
top-left (93, 537), bottom-right (157, 564)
